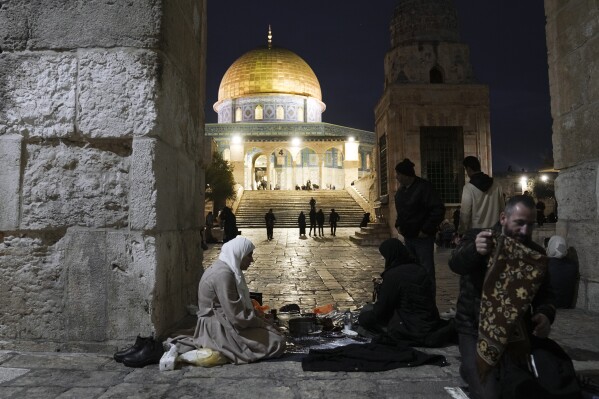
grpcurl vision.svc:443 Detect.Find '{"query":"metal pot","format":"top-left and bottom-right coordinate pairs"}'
top-left (288, 316), bottom-right (317, 337)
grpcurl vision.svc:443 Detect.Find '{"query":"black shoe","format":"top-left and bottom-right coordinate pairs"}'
top-left (122, 338), bottom-right (164, 368)
top-left (114, 335), bottom-right (149, 363)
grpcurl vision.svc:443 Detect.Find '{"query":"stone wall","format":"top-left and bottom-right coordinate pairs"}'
top-left (0, 0), bottom-right (207, 350)
top-left (545, 0), bottom-right (599, 311)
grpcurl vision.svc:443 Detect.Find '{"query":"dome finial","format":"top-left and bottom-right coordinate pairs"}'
top-left (267, 25), bottom-right (273, 49)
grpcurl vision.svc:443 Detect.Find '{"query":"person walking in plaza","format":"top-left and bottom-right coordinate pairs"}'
top-left (193, 236), bottom-right (286, 364)
top-left (316, 209), bottom-right (325, 237)
top-left (457, 156), bottom-right (504, 235)
top-left (309, 207), bottom-right (317, 236)
top-left (329, 208), bottom-right (340, 236)
top-left (394, 159), bottom-right (445, 300)
top-left (449, 195), bottom-right (556, 398)
top-left (264, 209), bottom-right (276, 241)
top-left (298, 211), bottom-right (307, 238)
top-left (309, 197), bottom-right (316, 210)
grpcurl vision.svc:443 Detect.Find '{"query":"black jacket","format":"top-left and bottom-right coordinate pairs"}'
top-left (448, 224), bottom-right (556, 336)
top-left (394, 177), bottom-right (445, 238)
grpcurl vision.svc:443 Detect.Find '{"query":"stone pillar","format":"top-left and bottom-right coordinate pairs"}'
top-left (545, 0), bottom-right (599, 311)
top-left (0, 0), bottom-right (207, 350)
top-left (344, 140), bottom-right (360, 188)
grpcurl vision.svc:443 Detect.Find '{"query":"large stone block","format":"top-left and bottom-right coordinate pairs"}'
top-left (564, 220), bottom-right (599, 280)
top-left (130, 137), bottom-right (203, 232)
top-left (0, 234), bottom-right (66, 341)
top-left (554, 165), bottom-right (598, 221)
top-left (0, 53), bottom-right (77, 138)
top-left (77, 50), bottom-right (158, 138)
top-left (152, 230), bottom-right (203, 335)
top-left (0, 135), bottom-right (21, 229)
top-left (63, 229), bottom-right (155, 342)
top-left (553, 106), bottom-right (599, 169)
top-left (130, 137), bottom-right (158, 231)
top-left (21, 143), bottom-right (130, 229)
top-left (0, 0), bottom-right (161, 52)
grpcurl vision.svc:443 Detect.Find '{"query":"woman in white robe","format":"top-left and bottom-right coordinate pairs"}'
top-left (192, 236), bottom-right (285, 364)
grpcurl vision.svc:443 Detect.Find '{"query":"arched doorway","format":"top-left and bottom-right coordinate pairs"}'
top-left (269, 148), bottom-right (293, 190)
top-left (323, 147), bottom-right (344, 189)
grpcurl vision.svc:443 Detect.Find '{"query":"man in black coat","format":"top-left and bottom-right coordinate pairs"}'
top-left (449, 195), bottom-right (555, 399)
top-left (394, 159), bottom-right (445, 300)
top-left (264, 209), bottom-right (276, 241)
top-left (328, 209), bottom-right (340, 236)
top-left (358, 238), bottom-right (453, 347)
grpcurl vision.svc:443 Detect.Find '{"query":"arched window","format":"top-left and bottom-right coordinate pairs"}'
top-left (430, 66), bottom-right (444, 84)
top-left (297, 106), bottom-right (304, 122)
top-left (255, 105), bottom-right (263, 120)
top-left (276, 106), bottom-right (284, 120)
top-left (235, 107), bottom-right (242, 122)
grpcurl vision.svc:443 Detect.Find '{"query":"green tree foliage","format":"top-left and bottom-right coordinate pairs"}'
top-left (205, 151), bottom-right (236, 206)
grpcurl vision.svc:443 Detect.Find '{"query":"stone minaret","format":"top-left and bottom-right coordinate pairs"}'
top-left (375, 0), bottom-right (491, 223)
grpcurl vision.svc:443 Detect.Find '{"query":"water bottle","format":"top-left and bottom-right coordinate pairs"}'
top-left (343, 309), bottom-right (353, 331)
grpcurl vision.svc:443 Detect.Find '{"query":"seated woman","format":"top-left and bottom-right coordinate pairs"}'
top-left (191, 236), bottom-right (286, 364)
top-left (547, 235), bottom-right (579, 308)
top-left (358, 238), bottom-right (454, 347)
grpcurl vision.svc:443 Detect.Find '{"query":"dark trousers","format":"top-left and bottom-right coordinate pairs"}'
top-left (330, 222), bottom-right (337, 236)
top-left (309, 222), bottom-right (316, 235)
top-left (404, 235), bottom-right (436, 300)
top-left (266, 226), bottom-right (274, 240)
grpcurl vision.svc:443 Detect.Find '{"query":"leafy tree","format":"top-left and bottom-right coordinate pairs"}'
top-left (205, 151), bottom-right (236, 210)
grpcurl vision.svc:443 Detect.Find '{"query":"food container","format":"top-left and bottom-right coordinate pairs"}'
top-left (288, 316), bottom-right (318, 337)
top-left (277, 311), bottom-right (300, 329)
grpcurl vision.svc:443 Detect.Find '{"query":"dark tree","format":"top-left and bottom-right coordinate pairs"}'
top-left (205, 151), bottom-right (236, 211)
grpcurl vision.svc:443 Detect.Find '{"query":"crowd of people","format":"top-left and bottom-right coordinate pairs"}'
top-left (125, 156), bottom-right (580, 398)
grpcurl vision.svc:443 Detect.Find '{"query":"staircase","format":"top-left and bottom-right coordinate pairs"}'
top-left (235, 190), bottom-right (366, 228)
top-left (348, 222), bottom-right (392, 246)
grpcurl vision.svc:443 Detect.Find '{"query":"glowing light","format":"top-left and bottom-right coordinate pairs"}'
top-left (232, 135), bottom-right (242, 144)
top-left (291, 137), bottom-right (301, 147)
top-left (348, 136), bottom-right (355, 142)
top-left (541, 175), bottom-right (549, 182)
top-left (520, 176), bottom-right (527, 192)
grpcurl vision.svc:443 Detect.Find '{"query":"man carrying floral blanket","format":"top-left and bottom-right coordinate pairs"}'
top-left (449, 195), bottom-right (555, 399)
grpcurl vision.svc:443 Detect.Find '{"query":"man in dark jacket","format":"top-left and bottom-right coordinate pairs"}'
top-left (394, 159), bottom-right (445, 300)
top-left (328, 209), bottom-right (340, 236)
top-left (264, 209), bottom-right (276, 241)
top-left (358, 238), bottom-right (453, 347)
top-left (449, 195), bottom-right (555, 399)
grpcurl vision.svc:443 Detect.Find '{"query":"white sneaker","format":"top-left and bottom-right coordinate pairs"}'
top-left (159, 344), bottom-right (178, 371)
top-left (440, 308), bottom-right (456, 319)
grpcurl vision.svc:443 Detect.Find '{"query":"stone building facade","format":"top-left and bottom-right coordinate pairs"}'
top-left (375, 0), bottom-right (491, 225)
top-left (545, 0), bottom-right (599, 311)
top-left (0, 1), bottom-right (207, 350)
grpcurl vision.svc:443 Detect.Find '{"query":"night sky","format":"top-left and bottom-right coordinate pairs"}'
top-left (205, 1), bottom-right (552, 173)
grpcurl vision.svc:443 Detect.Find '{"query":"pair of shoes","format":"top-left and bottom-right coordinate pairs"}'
top-left (114, 335), bottom-right (149, 363)
top-left (120, 336), bottom-right (165, 368)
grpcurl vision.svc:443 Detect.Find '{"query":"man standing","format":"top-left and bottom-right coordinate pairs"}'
top-left (308, 207), bottom-right (317, 236)
top-left (458, 156), bottom-right (504, 234)
top-left (394, 159), bottom-right (445, 299)
top-left (309, 197), bottom-right (316, 210)
top-left (329, 209), bottom-right (340, 236)
top-left (449, 195), bottom-right (555, 398)
top-left (264, 209), bottom-right (276, 241)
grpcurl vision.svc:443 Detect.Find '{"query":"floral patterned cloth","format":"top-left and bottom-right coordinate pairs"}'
top-left (476, 234), bottom-right (548, 381)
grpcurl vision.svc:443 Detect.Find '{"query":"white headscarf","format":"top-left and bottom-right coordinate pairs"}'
top-left (547, 235), bottom-right (568, 259)
top-left (218, 236), bottom-right (256, 310)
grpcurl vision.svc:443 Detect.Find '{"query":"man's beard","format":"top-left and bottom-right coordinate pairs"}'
top-left (503, 228), bottom-right (531, 244)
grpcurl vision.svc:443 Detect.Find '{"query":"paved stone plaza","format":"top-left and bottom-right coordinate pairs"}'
top-left (1, 228), bottom-right (597, 398)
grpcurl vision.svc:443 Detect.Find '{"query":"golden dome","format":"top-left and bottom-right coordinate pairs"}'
top-left (217, 46), bottom-right (322, 103)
